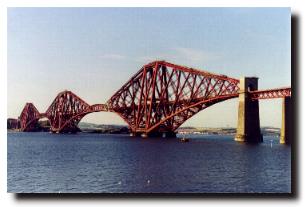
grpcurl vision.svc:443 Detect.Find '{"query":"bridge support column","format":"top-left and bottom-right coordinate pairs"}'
top-left (235, 77), bottom-right (263, 143)
top-left (280, 97), bottom-right (291, 144)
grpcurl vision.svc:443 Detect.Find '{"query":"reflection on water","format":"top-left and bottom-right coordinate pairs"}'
top-left (7, 132), bottom-right (291, 193)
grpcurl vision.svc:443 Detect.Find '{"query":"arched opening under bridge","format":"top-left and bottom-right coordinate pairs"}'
top-left (79, 112), bottom-right (129, 134)
top-left (178, 98), bottom-right (238, 135)
top-left (37, 117), bottom-right (51, 132)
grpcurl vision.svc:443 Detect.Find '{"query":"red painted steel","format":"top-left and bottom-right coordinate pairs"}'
top-left (18, 92), bottom-right (108, 133)
top-left (19, 103), bottom-right (41, 132)
top-left (16, 61), bottom-right (291, 134)
top-left (249, 87), bottom-right (291, 100)
top-left (107, 61), bottom-right (240, 135)
top-left (44, 91), bottom-right (108, 133)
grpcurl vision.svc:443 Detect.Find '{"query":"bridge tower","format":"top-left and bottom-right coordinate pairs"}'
top-left (280, 97), bottom-right (291, 144)
top-left (235, 77), bottom-right (263, 143)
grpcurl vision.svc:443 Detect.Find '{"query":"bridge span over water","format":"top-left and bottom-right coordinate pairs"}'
top-left (16, 61), bottom-right (292, 144)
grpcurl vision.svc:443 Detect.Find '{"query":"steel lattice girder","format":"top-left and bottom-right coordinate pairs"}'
top-left (17, 61), bottom-right (292, 134)
top-left (249, 87), bottom-right (291, 100)
top-left (45, 91), bottom-right (107, 133)
top-left (19, 103), bottom-right (41, 131)
top-left (107, 61), bottom-right (240, 134)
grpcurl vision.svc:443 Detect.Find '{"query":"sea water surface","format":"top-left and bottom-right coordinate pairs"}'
top-left (7, 132), bottom-right (291, 193)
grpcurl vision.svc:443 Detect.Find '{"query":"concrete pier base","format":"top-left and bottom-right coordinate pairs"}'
top-left (235, 77), bottom-right (263, 143)
top-left (280, 97), bottom-right (291, 144)
top-left (130, 131), bottom-right (176, 138)
top-left (130, 132), bottom-right (141, 137)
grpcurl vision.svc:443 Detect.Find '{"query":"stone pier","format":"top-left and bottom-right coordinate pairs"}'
top-left (235, 77), bottom-right (263, 143)
top-left (130, 131), bottom-right (176, 138)
top-left (280, 97), bottom-right (292, 144)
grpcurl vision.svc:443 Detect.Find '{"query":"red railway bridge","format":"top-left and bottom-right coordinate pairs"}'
top-left (16, 61), bottom-right (292, 143)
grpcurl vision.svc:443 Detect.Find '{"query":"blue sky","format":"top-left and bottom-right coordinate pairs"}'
top-left (7, 8), bottom-right (291, 127)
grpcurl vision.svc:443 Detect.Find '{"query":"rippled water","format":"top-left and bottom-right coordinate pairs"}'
top-left (7, 132), bottom-right (291, 193)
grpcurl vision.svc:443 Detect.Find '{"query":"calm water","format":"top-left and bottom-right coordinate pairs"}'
top-left (7, 132), bottom-right (291, 193)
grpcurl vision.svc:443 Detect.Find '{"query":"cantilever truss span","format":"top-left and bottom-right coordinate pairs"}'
top-left (17, 60), bottom-right (291, 134)
top-left (107, 61), bottom-right (240, 135)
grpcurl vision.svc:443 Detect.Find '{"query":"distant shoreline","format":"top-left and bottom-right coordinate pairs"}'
top-left (7, 127), bottom-right (280, 136)
top-left (7, 121), bottom-right (280, 136)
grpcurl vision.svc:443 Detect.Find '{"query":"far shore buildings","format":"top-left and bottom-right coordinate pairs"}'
top-left (7, 118), bottom-right (19, 129)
